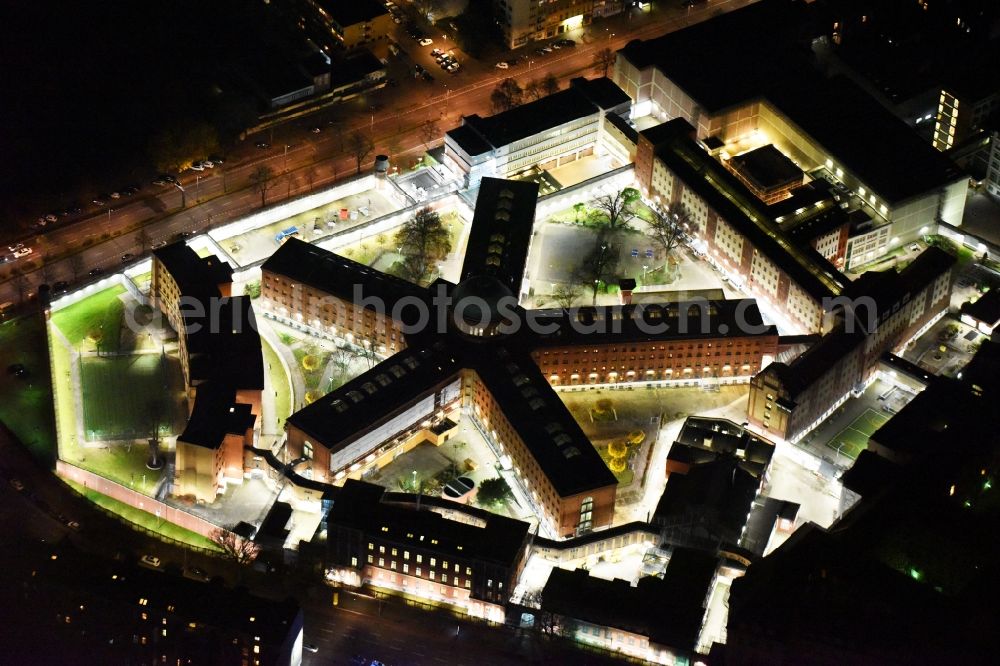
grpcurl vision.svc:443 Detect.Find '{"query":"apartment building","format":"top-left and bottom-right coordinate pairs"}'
top-left (305, 0), bottom-right (393, 50)
top-left (748, 246), bottom-right (955, 442)
top-left (493, 1), bottom-right (623, 49)
top-left (616, 1), bottom-right (967, 252)
top-left (444, 77), bottom-right (631, 188)
top-left (150, 242), bottom-right (264, 503)
top-left (324, 480), bottom-right (530, 621)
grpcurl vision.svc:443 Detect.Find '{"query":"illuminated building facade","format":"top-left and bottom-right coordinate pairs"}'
top-left (304, 0), bottom-right (393, 50)
top-left (616, 1), bottom-right (967, 264)
top-left (324, 480), bottom-right (530, 621)
top-left (494, 0), bottom-right (623, 49)
top-left (444, 77), bottom-right (632, 189)
top-left (748, 247), bottom-right (954, 442)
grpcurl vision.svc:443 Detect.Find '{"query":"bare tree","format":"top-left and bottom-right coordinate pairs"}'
top-left (353, 337), bottom-right (381, 371)
top-left (329, 345), bottom-right (354, 390)
top-left (136, 224), bottom-right (150, 254)
top-left (592, 187), bottom-right (641, 232)
top-left (550, 284), bottom-right (580, 310)
top-left (575, 232), bottom-right (620, 305)
top-left (540, 73), bottom-right (560, 97)
top-left (646, 206), bottom-right (687, 273)
top-left (419, 118), bottom-right (441, 148)
top-left (490, 78), bottom-right (524, 113)
top-left (524, 79), bottom-right (543, 102)
top-left (249, 165), bottom-right (275, 208)
top-left (593, 47), bottom-right (616, 78)
top-left (348, 130), bottom-right (375, 174)
top-left (68, 253), bottom-right (85, 281)
top-left (210, 526), bottom-right (260, 565)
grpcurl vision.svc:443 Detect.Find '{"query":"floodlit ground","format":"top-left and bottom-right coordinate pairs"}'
top-left (800, 378), bottom-right (918, 466)
top-left (516, 547), bottom-right (654, 604)
top-left (546, 154), bottom-right (619, 189)
top-left (764, 448), bottom-right (844, 536)
top-left (261, 335), bottom-right (293, 436)
top-left (51, 284), bottom-right (127, 349)
top-left (902, 314), bottom-right (983, 378)
top-left (79, 352), bottom-right (186, 441)
top-left (221, 187), bottom-right (401, 266)
top-left (173, 476), bottom-right (279, 530)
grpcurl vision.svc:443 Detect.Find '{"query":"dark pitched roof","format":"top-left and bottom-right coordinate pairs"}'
top-left (261, 237), bottom-right (425, 311)
top-left (654, 456), bottom-right (762, 536)
top-left (460, 177), bottom-right (539, 291)
top-left (329, 480), bottom-right (529, 565)
top-left (569, 76), bottom-right (631, 110)
top-left (531, 299), bottom-right (778, 348)
top-left (462, 87), bottom-right (599, 148)
top-left (286, 342), bottom-right (462, 452)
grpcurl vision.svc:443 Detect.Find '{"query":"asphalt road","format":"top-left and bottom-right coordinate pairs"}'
top-left (0, 0), bottom-right (755, 306)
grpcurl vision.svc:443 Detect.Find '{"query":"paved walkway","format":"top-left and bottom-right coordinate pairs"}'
top-left (257, 318), bottom-right (300, 440)
top-left (49, 322), bottom-right (86, 451)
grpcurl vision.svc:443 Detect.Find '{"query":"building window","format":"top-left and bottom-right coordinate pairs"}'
top-left (579, 497), bottom-right (594, 532)
top-left (303, 441), bottom-right (313, 460)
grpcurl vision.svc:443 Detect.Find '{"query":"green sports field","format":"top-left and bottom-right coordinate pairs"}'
top-left (80, 352), bottom-right (186, 441)
top-left (826, 408), bottom-right (891, 459)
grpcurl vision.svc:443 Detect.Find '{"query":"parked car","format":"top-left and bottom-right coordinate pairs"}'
top-left (120, 253), bottom-right (134, 264)
top-left (255, 141), bottom-right (270, 149)
top-left (188, 163), bottom-right (205, 172)
top-left (140, 555), bottom-right (162, 569)
top-left (109, 191), bottom-right (121, 199)
top-left (44, 213), bottom-right (58, 223)
top-left (310, 126), bottom-right (322, 134)
top-left (419, 38), bottom-right (434, 46)
top-left (122, 185), bottom-right (140, 196)
top-left (10, 479), bottom-right (24, 491)
top-left (88, 268), bottom-right (104, 277)
top-left (495, 61), bottom-right (509, 69)
top-left (555, 39), bottom-right (576, 47)
top-left (430, 48), bottom-right (443, 57)
top-left (91, 197), bottom-right (106, 206)
top-left (152, 177), bottom-right (169, 186)
top-left (66, 520), bottom-right (81, 531)
top-left (52, 281), bottom-right (68, 294)
top-left (183, 567), bottom-right (210, 582)
top-left (13, 246), bottom-right (33, 258)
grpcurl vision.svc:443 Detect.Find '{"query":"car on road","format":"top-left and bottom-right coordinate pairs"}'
top-left (183, 567), bottom-right (210, 582)
top-left (44, 213), bottom-right (58, 223)
top-left (419, 38), bottom-right (434, 46)
top-left (176, 230), bottom-right (193, 240)
top-left (53, 281), bottom-right (68, 294)
top-left (13, 246), bottom-right (32, 258)
top-left (495, 61), bottom-right (509, 69)
top-left (110, 191), bottom-right (121, 199)
top-left (310, 126), bottom-right (321, 133)
top-left (121, 253), bottom-right (134, 264)
top-left (421, 71), bottom-right (434, 82)
top-left (66, 520), bottom-right (80, 531)
top-left (9, 479), bottom-right (24, 491)
top-left (255, 141), bottom-right (270, 149)
top-left (88, 268), bottom-right (104, 277)
top-left (122, 185), bottom-right (140, 196)
top-left (140, 555), bottom-right (162, 569)
top-left (164, 174), bottom-right (179, 184)
top-left (555, 38), bottom-right (576, 47)
top-left (91, 197), bottom-right (106, 206)
top-left (304, 644), bottom-right (319, 653)
top-left (208, 155), bottom-right (225, 164)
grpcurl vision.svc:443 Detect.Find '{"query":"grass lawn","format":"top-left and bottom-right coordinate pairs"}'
top-left (596, 443), bottom-right (635, 486)
top-left (263, 338), bottom-right (292, 432)
top-left (825, 408), bottom-right (890, 459)
top-left (66, 480), bottom-right (221, 551)
top-left (80, 352), bottom-right (186, 441)
top-left (0, 315), bottom-right (57, 462)
top-left (52, 284), bottom-right (126, 348)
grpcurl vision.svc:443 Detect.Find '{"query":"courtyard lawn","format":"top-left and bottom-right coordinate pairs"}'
top-left (825, 408), bottom-right (890, 459)
top-left (80, 352), bottom-right (186, 441)
top-left (263, 338), bottom-right (292, 432)
top-left (0, 315), bottom-right (57, 462)
top-left (597, 443), bottom-right (635, 487)
top-left (52, 284), bottom-right (126, 347)
top-left (66, 480), bottom-right (221, 551)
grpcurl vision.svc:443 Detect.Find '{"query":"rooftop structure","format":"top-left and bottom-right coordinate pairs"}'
top-left (727, 144), bottom-right (804, 204)
top-left (541, 548), bottom-right (717, 661)
top-left (960, 288), bottom-right (1000, 335)
top-left (444, 77), bottom-right (631, 188)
